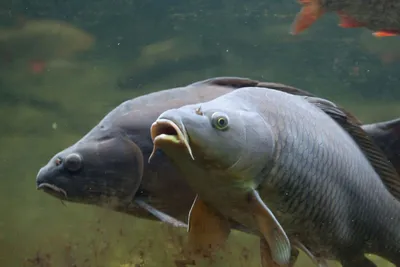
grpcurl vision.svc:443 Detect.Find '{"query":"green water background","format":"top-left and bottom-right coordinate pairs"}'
top-left (1, 0), bottom-right (400, 266)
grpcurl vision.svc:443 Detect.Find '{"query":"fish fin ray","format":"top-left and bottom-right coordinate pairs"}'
top-left (189, 76), bottom-right (317, 97)
top-left (292, 240), bottom-right (329, 267)
top-left (260, 239), bottom-right (299, 267)
top-left (291, 0), bottom-right (324, 35)
top-left (134, 200), bottom-right (187, 228)
top-left (187, 195), bottom-right (231, 257)
top-left (249, 189), bottom-right (291, 265)
top-left (305, 96), bottom-right (400, 200)
top-left (258, 82), bottom-right (316, 97)
top-left (373, 30), bottom-right (400, 37)
top-left (188, 77), bottom-right (259, 89)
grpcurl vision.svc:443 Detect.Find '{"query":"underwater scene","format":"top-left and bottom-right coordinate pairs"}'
top-left (1, 0), bottom-right (400, 266)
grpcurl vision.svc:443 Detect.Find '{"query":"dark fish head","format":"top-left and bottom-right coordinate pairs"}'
top-left (150, 96), bottom-right (276, 185)
top-left (36, 132), bottom-right (144, 208)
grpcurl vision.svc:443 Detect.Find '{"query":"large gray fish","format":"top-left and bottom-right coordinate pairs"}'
top-left (150, 86), bottom-right (400, 267)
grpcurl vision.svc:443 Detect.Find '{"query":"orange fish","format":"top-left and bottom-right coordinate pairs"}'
top-left (291, 0), bottom-right (400, 37)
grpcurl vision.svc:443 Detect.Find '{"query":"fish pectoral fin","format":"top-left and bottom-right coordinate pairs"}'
top-left (187, 195), bottom-right (231, 257)
top-left (249, 189), bottom-right (291, 265)
top-left (260, 238), bottom-right (286, 267)
top-left (292, 240), bottom-right (329, 267)
top-left (304, 96), bottom-right (400, 201)
top-left (134, 199), bottom-right (187, 228)
top-left (260, 239), bottom-right (299, 267)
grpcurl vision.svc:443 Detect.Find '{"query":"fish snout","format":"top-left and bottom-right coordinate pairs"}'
top-left (36, 166), bottom-right (46, 189)
top-left (149, 117), bottom-right (194, 163)
top-left (36, 163), bottom-right (68, 200)
top-left (36, 164), bottom-right (53, 189)
top-left (36, 137), bottom-right (146, 206)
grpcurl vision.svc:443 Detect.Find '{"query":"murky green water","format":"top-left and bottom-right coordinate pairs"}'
top-left (0, 1), bottom-right (399, 266)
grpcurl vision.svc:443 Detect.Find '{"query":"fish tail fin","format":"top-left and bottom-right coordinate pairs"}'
top-left (362, 118), bottom-right (400, 177)
top-left (290, 0), bottom-right (324, 35)
top-left (373, 30), bottom-right (400, 37)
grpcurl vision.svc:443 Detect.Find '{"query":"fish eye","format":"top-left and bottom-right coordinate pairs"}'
top-left (211, 112), bottom-right (229, 131)
top-left (64, 153), bottom-right (83, 172)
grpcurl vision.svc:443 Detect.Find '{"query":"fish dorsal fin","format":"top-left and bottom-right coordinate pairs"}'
top-left (189, 76), bottom-right (260, 89)
top-left (192, 77), bottom-right (366, 127)
top-left (256, 82), bottom-right (316, 97)
top-left (304, 96), bottom-right (400, 200)
top-left (189, 76), bottom-right (318, 97)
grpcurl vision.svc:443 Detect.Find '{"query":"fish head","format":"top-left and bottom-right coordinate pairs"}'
top-left (150, 97), bottom-right (276, 187)
top-left (36, 130), bottom-right (144, 208)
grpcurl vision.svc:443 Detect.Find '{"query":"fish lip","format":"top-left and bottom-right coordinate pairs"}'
top-left (149, 118), bottom-right (195, 162)
top-left (37, 182), bottom-right (68, 200)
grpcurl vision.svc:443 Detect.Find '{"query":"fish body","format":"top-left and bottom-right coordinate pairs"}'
top-left (151, 87), bottom-right (400, 266)
top-left (292, 0), bottom-right (400, 37)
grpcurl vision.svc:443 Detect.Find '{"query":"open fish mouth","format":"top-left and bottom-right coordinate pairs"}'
top-left (149, 118), bottom-right (195, 162)
top-left (37, 182), bottom-right (68, 200)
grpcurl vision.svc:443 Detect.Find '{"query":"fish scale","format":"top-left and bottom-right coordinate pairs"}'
top-left (255, 91), bottom-right (400, 262)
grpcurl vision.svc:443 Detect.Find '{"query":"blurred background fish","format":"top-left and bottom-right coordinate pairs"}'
top-left (0, 18), bottom-right (95, 74)
top-left (291, 0), bottom-right (400, 37)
